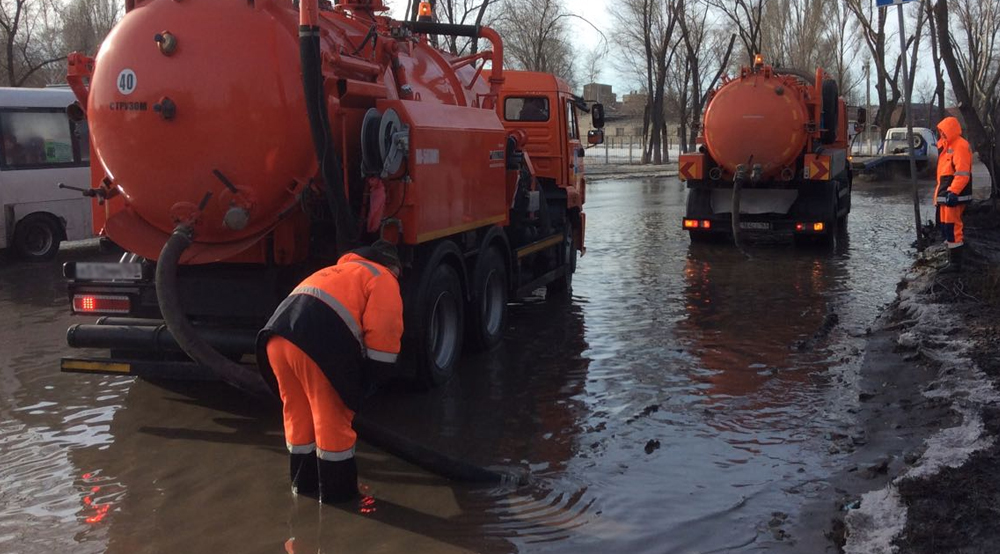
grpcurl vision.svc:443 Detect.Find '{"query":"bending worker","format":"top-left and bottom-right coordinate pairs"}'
top-left (257, 240), bottom-right (403, 503)
top-left (934, 116), bottom-right (974, 273)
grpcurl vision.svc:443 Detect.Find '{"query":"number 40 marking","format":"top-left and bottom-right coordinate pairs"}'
top-left (117, 69), bottom-right (137, 95)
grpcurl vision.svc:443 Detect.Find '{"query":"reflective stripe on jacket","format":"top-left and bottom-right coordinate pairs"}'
top-left (934, 116), bottom-right (973, 205)
top-left (256, 252), bottom-right (404, 410)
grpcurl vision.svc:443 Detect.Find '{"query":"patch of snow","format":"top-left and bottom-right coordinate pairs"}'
top-left (844, 255), bottom-right (1000, 553)
top-left (844, 487), bottom-right (907, 554)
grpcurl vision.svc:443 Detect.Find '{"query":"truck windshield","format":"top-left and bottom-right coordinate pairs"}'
top-left (505, 97), bottom-right (550, 122)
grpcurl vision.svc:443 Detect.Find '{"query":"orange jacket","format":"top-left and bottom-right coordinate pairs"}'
top-left (293, 252), bottom-right (403, 362)
top-left (257, 252), bottom-right (403, 409)
top-left (934, 116), bottom-right (973, 205)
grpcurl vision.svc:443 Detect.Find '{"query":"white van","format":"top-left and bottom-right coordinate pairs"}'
top-left (0, 87), bottom-right (91, 260)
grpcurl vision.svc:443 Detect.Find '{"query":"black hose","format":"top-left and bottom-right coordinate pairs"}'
top-left (155, 225), bottom-right (277, 401)
top-left (300, 26), bottom-right (357, 254)
top-left (353, 414), bottom-right (529, 486)
top-left (731, 166), bottom-right (750, 258)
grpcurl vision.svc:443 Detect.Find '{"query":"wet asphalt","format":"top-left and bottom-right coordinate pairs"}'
top-left (0, 174), bottom-right (926, 553)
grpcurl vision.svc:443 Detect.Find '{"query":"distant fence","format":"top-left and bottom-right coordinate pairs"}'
top-left (586, 130), bottom-right (888, 165)
top-left (586, 136), bottom-right (684, 165)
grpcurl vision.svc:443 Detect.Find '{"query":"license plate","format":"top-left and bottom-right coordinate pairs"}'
top-left (75, 263), bottom-right (143, 281)
top-left (739, 222), bottom-right (771, 230)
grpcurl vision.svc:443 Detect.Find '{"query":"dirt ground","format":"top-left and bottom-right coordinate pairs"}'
top-left (838, 200), bottom-right (1000, 553)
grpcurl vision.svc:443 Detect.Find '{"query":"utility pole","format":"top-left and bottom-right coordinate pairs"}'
top-left (865, 61), bottom-right (871, 155)
top-left (881, 0), bottom-right (924, 251)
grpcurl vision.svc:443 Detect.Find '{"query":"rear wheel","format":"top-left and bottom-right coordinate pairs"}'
top-left (546, 224), bottom-right (576, 296)
top-left (13, 214), bottom-right (61, 261)
top-left (414, 263), bottom-right (464, 387)
top-left (468, 247), bottom-right (508, 351)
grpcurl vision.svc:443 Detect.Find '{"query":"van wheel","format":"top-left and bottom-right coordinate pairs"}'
top-left (468, 246), bottom-right (507, 351)
top-left (415, 263), bottom-right (464, 387)
top-left (546, 224), bottom-right (576, 297)
top-left (13, 214), bottom-right (61, 261)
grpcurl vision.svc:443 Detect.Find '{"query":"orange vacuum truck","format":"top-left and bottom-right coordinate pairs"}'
top-left (59, 0), bottom-right (606, 395)
top-left (680, 57), bottom-right (855, 244)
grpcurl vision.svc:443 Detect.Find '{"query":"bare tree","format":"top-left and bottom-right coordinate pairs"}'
top-left (0, 0), bottom-right (64, 86)
top-left (704, 0), bottom-right (765, 64)
top-left (760, 0), bottom-right (829, 70)
top-left (611, 0), bottom-right (681, 164)
top-left (62, 0), bottom-right (121, 55)
top-left (844, 0), bottom-right (911, 132)
top-left (432, 0), bottom-right (495, 54)
top-left (923, 0), bottom-right (947, 122)
top-left (822, 1), bottom-right (863, 102)
top-left (580, 44), bottom-right (607, 86)
top-left (678, 0), bottom-right (735, 150)
top-left (934, 0), bottom-right (1000, 200)
top-left (493, 0), bottom-right (576, 86)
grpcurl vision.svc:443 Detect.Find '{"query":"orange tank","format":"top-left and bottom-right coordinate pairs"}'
top-left (702, 66), bottom-right (819, 179)
top-left (74, 0), bottom-right (498, 263)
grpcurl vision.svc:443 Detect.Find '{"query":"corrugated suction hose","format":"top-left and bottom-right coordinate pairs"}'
top-left (155, 224), bottom-right (276, 400)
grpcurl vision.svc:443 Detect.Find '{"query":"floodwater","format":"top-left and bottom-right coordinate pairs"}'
top-left (0, 175), bottom-right (927, 553)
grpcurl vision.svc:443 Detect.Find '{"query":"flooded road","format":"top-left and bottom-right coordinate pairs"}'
top-left (0, 176), bottom-right (923, 553)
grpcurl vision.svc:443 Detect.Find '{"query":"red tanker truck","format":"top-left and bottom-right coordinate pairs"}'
top-left (679, 57), bottom-right (858, 245)
top-left (58, 0), bottom-right (605, 393)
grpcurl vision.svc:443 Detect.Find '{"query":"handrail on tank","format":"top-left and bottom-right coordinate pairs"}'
top-left (66, 52), bottom-right (94, 110)
top-left (400, 21), bottom-right (505, 97)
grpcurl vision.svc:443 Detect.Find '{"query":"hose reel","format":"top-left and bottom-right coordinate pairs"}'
top-left (361, 108), bottom-right (410, 178)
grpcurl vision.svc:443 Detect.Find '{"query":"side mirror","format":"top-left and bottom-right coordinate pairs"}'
top-left (856, 107), bottom-right (867, 125)
top-left (591, 103), bottom-right (605, 129)
top-left (587, 128), bottom-right (604, 146)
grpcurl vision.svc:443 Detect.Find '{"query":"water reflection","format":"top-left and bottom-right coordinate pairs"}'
top-left (0, 178), bottom-right (923, 554)
top-left (678, 245), bottom-right (844, 406)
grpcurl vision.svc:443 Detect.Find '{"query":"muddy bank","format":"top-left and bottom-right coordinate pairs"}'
top-left (831, 200), bottom-right (1000, 553)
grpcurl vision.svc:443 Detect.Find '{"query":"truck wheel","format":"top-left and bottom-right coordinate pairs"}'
top-left (546, 224), bottom-right (576, 297)
top-left (820, 217), bottom-right (838, 247)
top-left (468, 246), bottom-right (507, 351)
top-left (415, 263), bottom-right (464, 387)
top-left (13, 214), bottom-right (62, 261)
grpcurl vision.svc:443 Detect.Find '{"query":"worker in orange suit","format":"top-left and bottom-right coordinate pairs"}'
top-left (257, 240), bottom-right (403, 504)
top-left (934, 116), bottom-right (974, 273)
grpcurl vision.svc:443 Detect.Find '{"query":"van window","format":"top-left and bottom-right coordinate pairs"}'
top-left (505, 97), bottom-right (550, 122)
top-left (0, 109), bottom-right (83, 169)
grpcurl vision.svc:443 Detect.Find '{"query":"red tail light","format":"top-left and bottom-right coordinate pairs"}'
top-left (73, 294), bottom-right (130, 314)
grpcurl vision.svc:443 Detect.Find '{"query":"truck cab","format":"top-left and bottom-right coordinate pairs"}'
top-left (491, 71), bottom-right (604, 252)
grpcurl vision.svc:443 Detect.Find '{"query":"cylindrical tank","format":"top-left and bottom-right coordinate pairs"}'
top-left (86, 0), bottom-right (491, 261)
top-left (701, 70), bottom-right (813, 179)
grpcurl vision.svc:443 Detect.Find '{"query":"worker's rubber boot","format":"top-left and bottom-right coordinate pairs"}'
top-left (939, 245), bottom-right (965, 274)
top-left (318, 458), bottom-right (358, 505)
top-left (290, 452), bottom-right (319, 497)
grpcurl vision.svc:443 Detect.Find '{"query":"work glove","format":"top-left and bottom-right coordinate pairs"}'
top-left (945, 191), bottom-right (959, 207)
